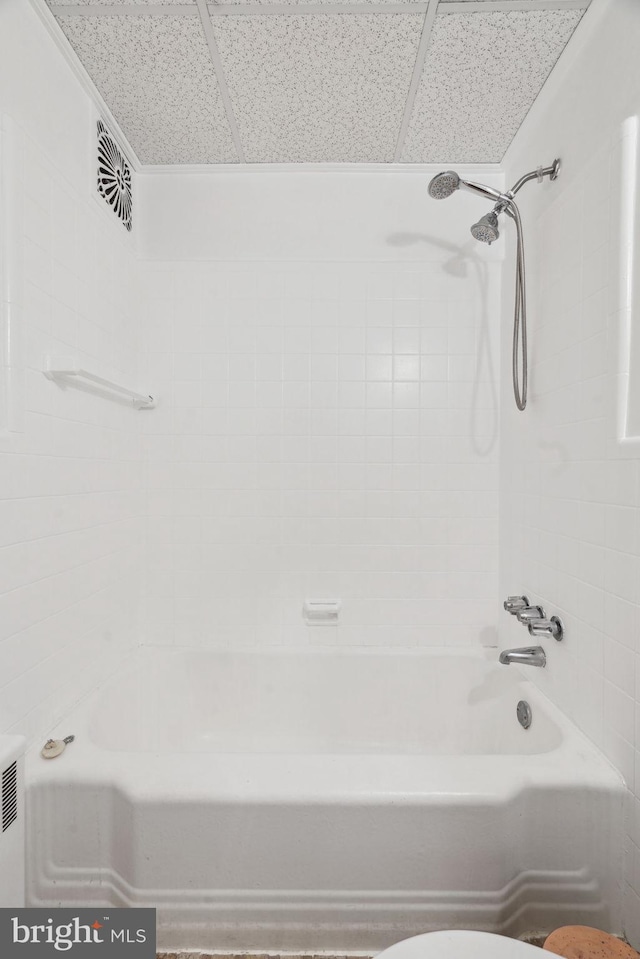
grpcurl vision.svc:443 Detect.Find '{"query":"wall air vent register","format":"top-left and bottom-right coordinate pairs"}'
top-left (97, 119), bottom-right (132, 232)
top-left (1, 761), bottom-right (17, 833)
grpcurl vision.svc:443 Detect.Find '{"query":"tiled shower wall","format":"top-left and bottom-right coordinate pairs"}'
top-left (140, 257), bottom-right (500, 647)
top-left (0, 0), bottom-right (143, 740)
top-left (498, 0), bottom-right (640, 944)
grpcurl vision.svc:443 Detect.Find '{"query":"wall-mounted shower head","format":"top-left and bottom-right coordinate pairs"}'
top-left (428, 171), bottom-right (460, 200)
top-left (470, 211), bottom-right (500, 245)
top-left (426, 158), bottom-right (561, 411)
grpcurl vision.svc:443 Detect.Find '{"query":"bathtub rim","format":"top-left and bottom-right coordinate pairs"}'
top-left (25, 644), bottom-right (626, 803)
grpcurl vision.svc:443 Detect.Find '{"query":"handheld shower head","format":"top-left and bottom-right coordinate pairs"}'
top-left (471, 211), bottom-right (500, 244)
top-left (428, 170), bottom-right (507, 204)
top-left (428, 171), bottom-right (460, 199)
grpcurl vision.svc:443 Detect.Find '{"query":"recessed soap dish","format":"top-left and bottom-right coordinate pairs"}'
top-left (303, 599), bottom-right (341, 626)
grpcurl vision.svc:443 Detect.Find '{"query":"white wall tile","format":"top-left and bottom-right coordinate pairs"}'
top-left (0, 0), bottom-right (143, 739)
top-left (141, 255), bottom-right (501, 651)
top-left (500, 0), bottom-right (640, 943)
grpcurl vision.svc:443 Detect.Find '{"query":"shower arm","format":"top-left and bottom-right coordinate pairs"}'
top-left (459, 159), bottom-right (559, 207)
top-left (507, 160), bottom-right (561, 199)
top-left (484, 160), bottom-right (560, 219)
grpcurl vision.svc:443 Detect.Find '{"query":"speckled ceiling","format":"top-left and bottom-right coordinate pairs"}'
top-left (45, 0), bottom-right (590, 165)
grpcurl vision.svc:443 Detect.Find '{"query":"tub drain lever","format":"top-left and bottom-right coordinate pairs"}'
top-left (41, 735), bottom-right (75, 760)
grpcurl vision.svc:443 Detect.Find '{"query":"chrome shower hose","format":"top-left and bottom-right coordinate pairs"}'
top-left (506, 200), bottom-right (527, 411)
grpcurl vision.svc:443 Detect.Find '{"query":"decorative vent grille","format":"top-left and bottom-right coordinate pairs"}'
top-left (97, 119), bottom-right (132, 232)
top-left (2, 761), bottom-right (17, 832)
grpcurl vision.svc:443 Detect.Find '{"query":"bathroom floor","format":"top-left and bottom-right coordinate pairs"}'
top-left (156, 936), bottom-right (640, 959)
top-left (156, 948), bottom-right (544, 959)
top-left (156, 955), bottom-right (370, 959)
top-left (153, 939), bottom-right (576, 957)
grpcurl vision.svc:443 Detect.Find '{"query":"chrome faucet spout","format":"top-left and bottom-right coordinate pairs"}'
top-left (499, 646), bottom-right (546, 668)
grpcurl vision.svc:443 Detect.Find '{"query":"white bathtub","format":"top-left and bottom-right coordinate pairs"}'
top-left (27, 647), bottom-right (624, 953)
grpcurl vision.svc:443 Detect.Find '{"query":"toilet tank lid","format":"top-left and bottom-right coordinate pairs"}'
top-left (375, 931), bottom-right (548, 959)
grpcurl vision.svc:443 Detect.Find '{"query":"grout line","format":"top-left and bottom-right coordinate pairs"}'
top-left (0, 515), bottom-right (141, 553)
top-left (139, 160), bottom-right (504, 174)
top-left (392, 0), bottom-right (438, 163)
top-left (0, 575), bottom-right (138, 694)
top-left (441, 0), bottom-right (590, 10)
top-left (50, 0), bottom-right (591, 14)
top-left (207, 3), bottom-right (429, 13)
top-left (0, 485), bottom-right (145, 500)
top-left (0, 546), bottom-right (138, 619)
top-left (194, 0), bottom-right (246, 162)
top-left (52, 4), bottom-right (199, 14)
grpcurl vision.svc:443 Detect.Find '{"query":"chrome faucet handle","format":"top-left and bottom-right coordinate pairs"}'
top-left (503, 595), bottom-right (529, 614)
top-left (528, 616), bottom-right (563, 642)
top-left (516, 605), bottom-right (545, 624)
